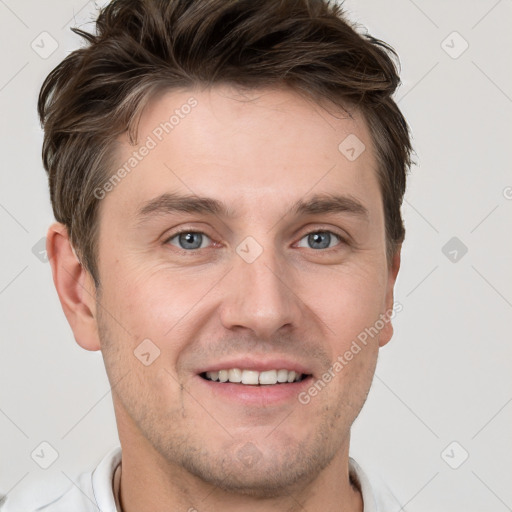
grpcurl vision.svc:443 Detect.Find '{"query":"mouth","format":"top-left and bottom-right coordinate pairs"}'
top-left (195, 358), bottom-right (314, 405)
top-left (200, 368), bottom-right (311, 385)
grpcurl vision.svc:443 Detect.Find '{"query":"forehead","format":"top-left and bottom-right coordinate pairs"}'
top-left (106, 85), bottom-right (381, 221)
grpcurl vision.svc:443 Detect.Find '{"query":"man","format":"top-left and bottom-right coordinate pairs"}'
top-left (5, 0), bottom-right (412, 510)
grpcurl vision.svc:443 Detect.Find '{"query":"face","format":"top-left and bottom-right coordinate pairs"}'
top-left (89, 85), bottom-right (398, 495)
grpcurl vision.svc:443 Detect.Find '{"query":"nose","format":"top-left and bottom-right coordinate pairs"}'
top-left (218, 242), bottom-right (303, 340)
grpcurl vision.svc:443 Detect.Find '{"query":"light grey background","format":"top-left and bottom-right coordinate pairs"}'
top-left (1, 0), bottom-right (511, 510)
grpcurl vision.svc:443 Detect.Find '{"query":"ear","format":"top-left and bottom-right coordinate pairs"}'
top-left (378, 245), bottom-right (401, 348)
top-left (46, 222), bottom-right (101, 351)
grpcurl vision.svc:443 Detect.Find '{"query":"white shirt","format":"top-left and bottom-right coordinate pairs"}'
top-left (0, 447), bottom-right (404, 511)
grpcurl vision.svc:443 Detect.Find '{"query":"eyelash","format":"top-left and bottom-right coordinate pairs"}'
top-left (164, 228), bottom-right (348, 252)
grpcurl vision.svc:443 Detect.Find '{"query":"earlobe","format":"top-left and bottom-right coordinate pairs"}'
top-left (378, 246), bottom-right (402, 348)
top-left (46, 222), bottom-right (101, 351)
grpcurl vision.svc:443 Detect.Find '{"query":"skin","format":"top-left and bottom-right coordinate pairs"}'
top-left (48, 84), bottom-right (401, 512)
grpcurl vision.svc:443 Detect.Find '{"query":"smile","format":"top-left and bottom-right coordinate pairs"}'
top-left (201, 369), bottom-right (310, 385)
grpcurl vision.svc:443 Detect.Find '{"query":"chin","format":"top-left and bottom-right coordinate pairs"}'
top-left (172, 435), bottom-right (338, 498)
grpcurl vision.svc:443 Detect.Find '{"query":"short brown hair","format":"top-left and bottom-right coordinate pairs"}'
top-left (38, 0), bottom-right (412, 287)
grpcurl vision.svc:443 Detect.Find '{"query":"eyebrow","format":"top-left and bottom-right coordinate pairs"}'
top-left (135, 192), bottom-right (369, 224)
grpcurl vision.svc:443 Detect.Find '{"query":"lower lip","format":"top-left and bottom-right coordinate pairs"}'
top-left (195, 375), bottom-right (313, 406)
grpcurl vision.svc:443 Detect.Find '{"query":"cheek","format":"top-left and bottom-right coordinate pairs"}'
top-left (105, 261), bottom-right (174, 323)
top-left (304, 263), bottom-right (387, 348)
top-left (96, 281), bottom-right (188, 424)
top-left (102, 262), bottom-right (218, 356)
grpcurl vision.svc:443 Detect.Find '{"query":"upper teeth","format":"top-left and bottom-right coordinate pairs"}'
top-left (205, 369), bottom-right (303, 385)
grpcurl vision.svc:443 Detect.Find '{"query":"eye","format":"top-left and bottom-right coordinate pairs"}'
top-left (166, 231), bottom-right (212, 250)
top-left (296, 230), bottom-right (343, 250)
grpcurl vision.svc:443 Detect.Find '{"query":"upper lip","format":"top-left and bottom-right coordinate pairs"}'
top-left (197, 357), bottom-right (312, 376)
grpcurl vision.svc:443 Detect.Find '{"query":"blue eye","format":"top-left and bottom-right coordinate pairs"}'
top-left (165, 230), bottom-right (344, 252)
top-left (167, 232), bottom-right (212, 250)
top-left (296, 231), bottom-right (342, 250)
